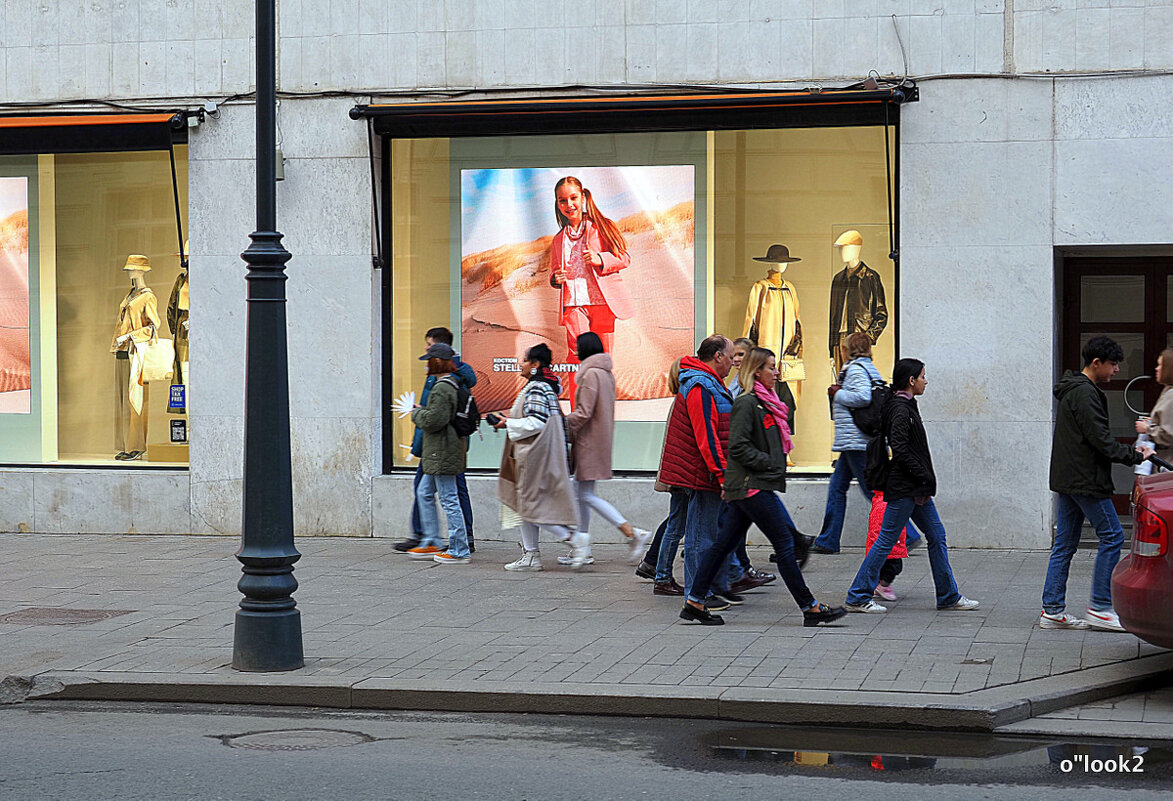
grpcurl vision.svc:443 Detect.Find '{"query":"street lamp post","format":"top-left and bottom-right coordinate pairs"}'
top-left (232, 0), bottom-right (304, 672)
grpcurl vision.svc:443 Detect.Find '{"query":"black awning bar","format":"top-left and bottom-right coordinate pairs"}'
top-left (0, 112), bottom-right (188, 155)
top-left (351, 84), bottom-right (918, 138)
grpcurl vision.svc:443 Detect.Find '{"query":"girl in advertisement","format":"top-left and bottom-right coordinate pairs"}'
top-left (548, 176), bottom-right (634, 398)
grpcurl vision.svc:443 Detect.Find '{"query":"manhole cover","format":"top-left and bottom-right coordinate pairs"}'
top-left (221, 729), bottom-right (376, 751)
top-left (0, 608), bottom-right (134, 626)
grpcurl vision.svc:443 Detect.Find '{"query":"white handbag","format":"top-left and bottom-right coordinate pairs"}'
top-left (141, 336), bottom-right (175, 382)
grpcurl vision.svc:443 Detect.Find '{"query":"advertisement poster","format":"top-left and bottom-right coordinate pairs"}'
top-left (460, 165), bottom-right (694, 420)
top-left (0, 177), bottom-right (30, 414)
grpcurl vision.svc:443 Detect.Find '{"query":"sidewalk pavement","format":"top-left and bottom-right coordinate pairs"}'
top-left (1, 533), bottom-right (1170, 733)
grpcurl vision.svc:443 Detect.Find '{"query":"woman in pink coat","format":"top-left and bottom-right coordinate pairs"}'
top-left (566, 332), bottom-right (649, 566)
top-left (548, 176), bottom-right (634, 398)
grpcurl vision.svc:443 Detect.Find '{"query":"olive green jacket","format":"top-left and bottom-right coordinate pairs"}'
top-left (410, 376), bottom-right (467, 475)
top-left (722, 393), bottom-right (788, 501)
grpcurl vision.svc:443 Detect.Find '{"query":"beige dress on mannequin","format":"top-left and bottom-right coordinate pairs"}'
top-left (742, 272), bottom-right (804, 403)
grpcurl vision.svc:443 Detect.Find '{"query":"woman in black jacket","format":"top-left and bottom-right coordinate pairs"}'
top-left (681, 348), bottom-right (846, 627)
top-left (844, 359), bottom-right (979, 614)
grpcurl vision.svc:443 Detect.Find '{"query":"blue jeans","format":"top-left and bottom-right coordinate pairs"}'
top-left (416, 473), bottom-right (470, 558)
top-left (815, 451), bottom-right (921, 551)
top-left (682, 489), bottom-right (727, 598)
top-left (689, 491), bottom-right (816, 611)
top-left (1043, 494), bottom-right (1124, 614)
top-left (845, 497), bottom-right (960, 608)
top-left (412, 464), bottom-right (472, 540)
top-left (655, 489), bottom-right (689, 584)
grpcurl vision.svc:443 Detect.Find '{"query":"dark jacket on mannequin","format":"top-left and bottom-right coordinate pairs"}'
top-left (828, 261), bottom-right (888, 357)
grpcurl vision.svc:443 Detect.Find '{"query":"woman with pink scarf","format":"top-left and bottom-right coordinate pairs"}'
top-left (680, 348), bottom-right (847, 627)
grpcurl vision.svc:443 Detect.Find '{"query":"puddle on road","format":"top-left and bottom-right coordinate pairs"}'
top-left (702, 725), bottom-right (1172, 781)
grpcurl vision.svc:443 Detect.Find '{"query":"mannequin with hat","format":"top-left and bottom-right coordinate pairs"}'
top-left (109, 254), bottom-right (160, 460)
top-left (742, 244), bottom-right (805, 415)
top-left (828, 230), bottom-right (888, 373)
top-left (167, 240), bottom-right (190, 392)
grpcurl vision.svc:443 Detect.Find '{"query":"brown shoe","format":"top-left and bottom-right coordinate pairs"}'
top-left (729, 573), bottom-right (770, 593)
top-left (653, 579), bottom-right (684, 596)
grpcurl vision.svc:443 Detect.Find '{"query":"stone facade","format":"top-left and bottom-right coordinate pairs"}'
top-left (2, 2), bottom-right (1171, 546)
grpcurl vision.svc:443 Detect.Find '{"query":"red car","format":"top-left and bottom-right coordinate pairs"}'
top-left (1113, 470), bottom-right (1173, 649)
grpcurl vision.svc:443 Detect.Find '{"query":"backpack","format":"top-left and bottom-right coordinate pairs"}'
top-left (440, 376), bottom-right (480, 437)
top-left (846, 361), bottom-right (890, 437)
top-left (864, 429), bottom-right (892, 492)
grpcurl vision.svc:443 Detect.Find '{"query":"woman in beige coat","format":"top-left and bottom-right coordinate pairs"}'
top-left (1136, 347), bottom-right (1173, 466)
top-left (565, 333), bottom-right (650, 566)
top-left (493, 343), bottom-right (587, 572)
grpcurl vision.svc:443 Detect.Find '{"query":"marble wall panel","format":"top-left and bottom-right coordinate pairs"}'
top-left (290, 417), bottom-right (374, 536)
top-left (31, 470), bottom-right (190, 535)
top-left (900, 140), bottom-right (1053, 247)
top-left (190, 477), bottom-right (243, 536)
top-left (1054, 74), bottom-right (1173, 141)
top-left (901, 78), bottom-right (1053, 144)
top-left (1054, 137), bottom-right (1173, 245)
top-left (188, 414), bottom-right (245, 487)
top-left (0, 472), bottom-right (36, 533)
top-left (184, 255), bottom-right (247, 420)
top-left (276, 157), bottom-right (371, 257)
top-left (928, 421), bottom-right (1054, 549)
top-left (898, 245), bottom-right (1055, 423)
top-left (186, 158), bottom-right (256, 257)
top-left (285, 254), bottom-right (374, 421)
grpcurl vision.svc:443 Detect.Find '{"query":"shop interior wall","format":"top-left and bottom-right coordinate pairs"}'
top-left (712, 126), bottom-right (895, 471)
top-left (54, 148), bottom-right (189, 461)
top-left (390, 137), bottom-right (451, 469)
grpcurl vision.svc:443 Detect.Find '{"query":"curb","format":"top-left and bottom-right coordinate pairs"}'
top-left (10, 652), bottom-right (1173, 732)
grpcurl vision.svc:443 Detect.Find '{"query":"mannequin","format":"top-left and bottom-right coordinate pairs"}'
top-left (167, 240), bottom-right (190, 401)
top-left (828, 230), bottom-right (888, 373)
top-left (742, 243), bottom-right (804, 429)
top-left (110, 254), bottom-right (160, 460)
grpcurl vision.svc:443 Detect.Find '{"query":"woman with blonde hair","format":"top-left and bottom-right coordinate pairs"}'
top-left (682, 347), bottom-right (845, 626)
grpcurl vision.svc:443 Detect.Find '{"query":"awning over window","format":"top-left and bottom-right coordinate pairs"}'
top-left (0, 112), bottom-right (186, 155)
top-left (352, 85), bottom-right (917, 138)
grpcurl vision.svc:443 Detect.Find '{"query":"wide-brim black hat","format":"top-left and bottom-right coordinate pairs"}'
top-left (752, 244), bottom-right (802, 264)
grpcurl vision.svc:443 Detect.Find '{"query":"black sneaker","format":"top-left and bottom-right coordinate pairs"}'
top-left (393, 538), bottom-right (422, 553)
top-left (714, 591), bottom-right (744, 606)
top-left (810, 545), bottom-right (839, 555)
top-left (680, 604), bottom-right (724, 625)
top-left (803, 603), bottom-right (848, 627)
top-left (634, 561), bottom-right (656, 580)
top-left (468, 538), bottom-right (476, 554)
top-left (704, 595), bottom-right (732, 612)
top-left (795, 533), bottom-right (814, 569)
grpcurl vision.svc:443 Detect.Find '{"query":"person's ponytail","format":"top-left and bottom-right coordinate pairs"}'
top-left (583, 188), bottom-right (628, 257)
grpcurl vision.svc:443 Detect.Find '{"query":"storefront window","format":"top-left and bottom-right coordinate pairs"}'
top-left (0, 146), bottom-right (189, 466)
top-left (388, 125), bottom-right (895, 473)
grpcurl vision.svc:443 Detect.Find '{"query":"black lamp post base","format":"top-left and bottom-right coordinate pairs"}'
top-left (232, 609), bottom-right (304, 672)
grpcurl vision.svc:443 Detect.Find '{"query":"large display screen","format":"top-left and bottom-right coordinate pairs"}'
top-left (460, 165), bottom-right (694, 421)
top-left (0, 176), bottom-right (31, 414)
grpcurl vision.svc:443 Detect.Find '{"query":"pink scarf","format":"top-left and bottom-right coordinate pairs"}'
top-left (752, 380), bottom-right (794, 454)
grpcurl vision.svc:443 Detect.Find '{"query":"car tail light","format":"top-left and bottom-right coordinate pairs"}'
top-left (1133, 505), bottom-right (1168, 557)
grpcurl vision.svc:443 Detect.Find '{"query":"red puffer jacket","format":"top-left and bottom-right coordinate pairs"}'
top-left (656, 357), bottom-right (733, 491)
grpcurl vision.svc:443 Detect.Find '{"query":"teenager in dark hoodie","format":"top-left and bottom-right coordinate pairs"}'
top-left (1043, 336), bottom-right (1152, 632)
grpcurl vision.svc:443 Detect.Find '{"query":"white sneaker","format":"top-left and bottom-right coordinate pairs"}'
top-left (845, 600), bottom-right (887, 613)
top-left (1039, 611), bottom-right (1090, 630)
top-left (568, 532), bottom-right (591, 569)
top-left (504, 550), bottom-right (542, 572)
top-left (556, 553), bottom-right (595, 566)
top-left (1085, 608), bottom-right (1126, 632)
top-left (627, 527), bottom-right (652, 565)
top-left (940, 596), bottom-right (980, 611)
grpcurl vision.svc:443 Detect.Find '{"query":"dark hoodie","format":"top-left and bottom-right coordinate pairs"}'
top-left (1050, 370), bottom-right (1144, 498)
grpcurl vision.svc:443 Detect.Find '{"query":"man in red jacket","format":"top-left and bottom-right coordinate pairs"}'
top-left (657, 334), bottom-right (736, 605)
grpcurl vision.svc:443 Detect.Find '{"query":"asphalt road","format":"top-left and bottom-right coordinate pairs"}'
top-left (1, 702), bottom-right (1170, 801)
